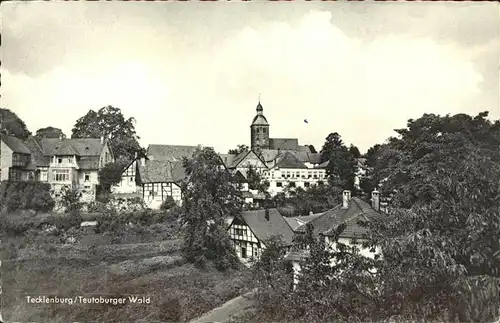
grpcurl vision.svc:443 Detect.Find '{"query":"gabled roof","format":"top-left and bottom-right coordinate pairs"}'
top-left (138, 160), bottom-right (186, 184)
top-left (295, 197), bottom-right (386, 239)
top-left (238, 208), bottom-right (295, 246)
top-left (274, 151), bottom-right (308, 169)
top-left (259, 149), bottom-right (321, 165)
top-left (269, 138), bottom-right (299, 150)
top-left (219, 153), bottom-right (236, 168)
top-left (0, 134), bottom-right (31, 154)
top-left (147, 144), bottom-right (209, 162)
top-left (233, 169), bottom-right (248, 183)
top-left (24, 137), bottom-right (50, 167)
top-left (317, 160), bottom-right (329, 169)
top-left (230, 150), bottom-right (267, 169)
top-left (39, 138), bottom-right (105, 156)
top-left (78, 156), bottom-right (100, 170)
top-left (284, 213), bottom-right (323, 230)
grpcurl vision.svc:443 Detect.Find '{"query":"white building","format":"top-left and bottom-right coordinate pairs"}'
top-left (284, 190), bottom-right (386, 289)
top-left (261, 151), bottom-right (327, 196)
top-left (1, 134), bottom-right (114, 201)
top-left (112, 157), bottom-right (185, 209)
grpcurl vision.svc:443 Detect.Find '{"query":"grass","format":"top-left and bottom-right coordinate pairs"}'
top-left (1, 212), bottom-right (255, 322)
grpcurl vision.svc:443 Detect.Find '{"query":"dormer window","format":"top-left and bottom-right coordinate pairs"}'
top-left (58, 158), bottom-right (63, 164)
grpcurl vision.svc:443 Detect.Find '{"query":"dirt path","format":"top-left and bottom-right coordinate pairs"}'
top-left (189, 288), bottom-right (257, 323)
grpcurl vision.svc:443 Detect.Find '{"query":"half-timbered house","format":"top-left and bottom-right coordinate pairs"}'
top-left (228, 208), bottom-right (295, 265)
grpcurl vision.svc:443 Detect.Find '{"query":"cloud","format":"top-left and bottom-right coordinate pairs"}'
top-left (2, 4), bottom-right (497, 154)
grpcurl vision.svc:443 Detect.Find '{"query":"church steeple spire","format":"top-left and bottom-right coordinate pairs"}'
top-left (250, 98), bottom-right (270, 149)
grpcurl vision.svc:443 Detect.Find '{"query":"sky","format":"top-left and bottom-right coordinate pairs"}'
top-left (2, 1), bottom-right (499, 154)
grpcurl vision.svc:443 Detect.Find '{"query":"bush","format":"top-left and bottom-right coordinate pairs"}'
top-left (0, 181), bottom-right (54, 212)
top-left (50, 213), bottom-right (83, 231)
top-left (160, 196), bottom-right (177, 210)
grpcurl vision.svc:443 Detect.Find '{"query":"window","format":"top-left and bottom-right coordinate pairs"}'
top-left (12, 153), bottom-right (29, 167)
top-left (263, 128), bottom-right (267, 134)
top-left (289, 182), bottom-right (296, 188)
top-left (129, 176), bottom-right (133, 182)
top-left (304, 182), bottom-right (310, 188)
top-left (58, 158), bottom-right (63, 164)
top-left (8, 168), bottom-right (23, 181)
top-left (235, 228), bottom-right (246, 236)
top-left (276, 182), bottom-right (283, 187)
top-left (256, 128), bottom-right (260, 133)
top-left (53, 169), bottom-right (70, 182)
top-left (84, 173), bottom-right (90, 182)
top-left (241, 247), bottom-right (247, 258)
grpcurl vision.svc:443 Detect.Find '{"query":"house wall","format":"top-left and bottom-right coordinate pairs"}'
top-left (291, 237), bottom-right (381, 289)
top-left (112, 160), bottom-right (139, 194)
top-left (228, 223), bottom-right (262, 264)
top-left (142, 182), bottom-right (182, 209)
top-left (326, 237), bottom-right (382, 260)
top-left (236, 153), bottom-right (267, 172)
top-left (262, 167), bottom-right (327, 196)
top-left (99, 142), bottom-right (114, 167)
top-left (0, 141), bottom-right (13, 181)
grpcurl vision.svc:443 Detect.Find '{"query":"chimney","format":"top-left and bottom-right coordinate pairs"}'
top-left (100, 136), bottom-right (104, 144)
top-left (371, 190), bottom-right (380, 211)
top-left (140, 157), bottom-right (145, 167)
top-left (342, 190), bottom-right (351, 209)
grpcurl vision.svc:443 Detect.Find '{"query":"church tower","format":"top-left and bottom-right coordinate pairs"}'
top-left (250, 101), bottom-right (270, 150)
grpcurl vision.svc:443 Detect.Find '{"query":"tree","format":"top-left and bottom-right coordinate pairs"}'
top-left (273, 183), bottom-right (341, 216)
top-left (71, 106), bottom-right (143, 162)
top-left (180, 147), bottom-right (243, 270)
top-left (248, 112), bottom-right (500, 323)
top-left (319, 132), bottom-right (358, 191)
top-left (34, 126), bottom-right (66, 139)
top-left (246, 165), bottom-right (269, 193)
top-left (0, 108), bottom-right (31, 139)
top-left (362, 111), bottom-right (500, 321)
top-left (98, 160), bottom-right (129, 193)
top-left (349, 144), bottom-right (361, 159)
top-left (228, 144), bottom-right (249, 155)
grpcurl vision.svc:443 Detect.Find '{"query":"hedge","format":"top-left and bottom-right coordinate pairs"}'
top-left (0, 181), bottom-right (55, 212)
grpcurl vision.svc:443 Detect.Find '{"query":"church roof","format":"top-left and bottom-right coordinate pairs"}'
top-left (251, 101), bottom-right (269, 126)
top-left (269, 138), bottom-right (299, 150)
top-left (251, 115), bottom-right (269, 126)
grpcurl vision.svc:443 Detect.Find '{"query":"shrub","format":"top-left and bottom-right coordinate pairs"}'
top-left (0, 181), bottom-right (54, 212)
top-left (50, 213), bottom-right (83, 231)
top-left (160, 196), bottom-right (177, 210)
